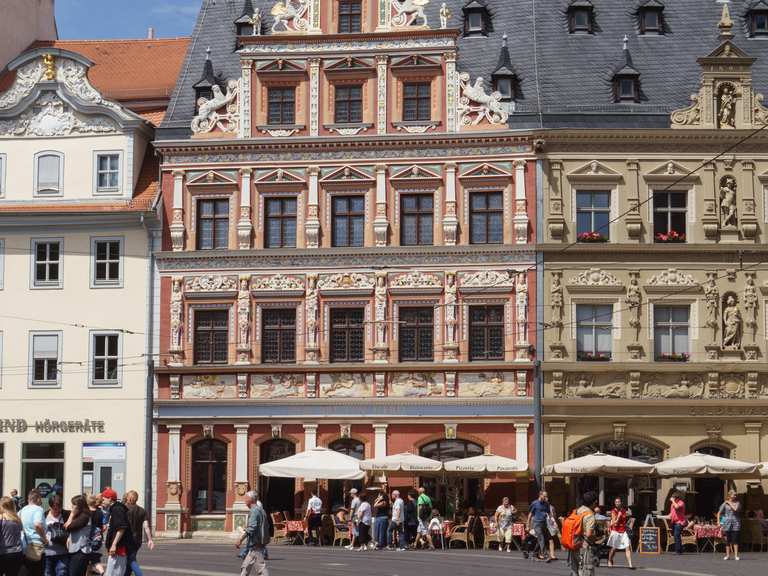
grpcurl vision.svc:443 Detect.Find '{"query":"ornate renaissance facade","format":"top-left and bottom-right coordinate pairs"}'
top-left (539, 4), bottom-right (768, 520)
top-left (153, 0), bottom-right (536, 536)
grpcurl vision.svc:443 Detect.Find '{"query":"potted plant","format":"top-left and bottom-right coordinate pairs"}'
top-left (657, 352), bottom-right (689, 362)
top-left (577, 351), bottom-right (612, 361)
top-left (578, 231), bottom-right (609, 243)
top-left (654, 230), bottom-right (686, 243)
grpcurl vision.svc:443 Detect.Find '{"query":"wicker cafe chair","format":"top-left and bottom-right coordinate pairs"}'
top-left (333, 521), bottom-right (353, 547)
top-left (744, 519), bottom-right (768, 552)
top-left (320, 514), bottom-right (336, 546)
top-left (270, 512), bottom-right (288, 544)
top-left (660, 517), bottom-right (697, 552)
top-left (448, 515), bottom-right (476, 549)
top-left (480, 516), bottom-right (501, 550)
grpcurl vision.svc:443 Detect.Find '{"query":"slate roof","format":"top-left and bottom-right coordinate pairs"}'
top-left (158, 0), bottom-right (768, 138)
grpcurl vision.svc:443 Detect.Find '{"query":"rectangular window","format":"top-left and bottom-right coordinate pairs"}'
top-left (640, 9), bottom-right (662, 34)
top-left (334, 84), bottom-right (363, 124)
top-left (265, 197), bottom-right (297, 248)
top-left (467, 10), bottom-right (484, 32)
top-left (31, 333), bottom-right (59, 387)
top-left (194, 310), bottom-right (229, 364)
top-left (93, 239), bottom-right (121, 286)
top-left (570, 8), bottom-right (591, 33)
top-left (403, 83), bottom-right (431, 122)
top-left (654, 306), bottom-right (690, 361)
top-left (653, 191), bottom-right (687, 242)
top-left (22, 443), bottom-right (64, 508)
top-left (399, 307), bottom-right (434, 362)
top-left (33, 240), bottom-right (62, 287)
top-left (95, 153), bottom-right (120, 192)
top-left (470, 191), bottom-right (503, 244)
top-left (469, 305), bottom-right (504, 361)
top-left (36, 153), bottom-right (62, 195)
top-left (400, 194), bottom-right (433, 246)
top-left (267, 87), bottom-right (296, 125)
top-left (576, 191), bottom-right (611, 241)
top-left (752, 12), bottom-right (768, 35)
top-left (338, 0), bottom-right (362, 33)
top-left (330, 308), bottom-right (365, 362)
top-left (576, 304), bottom-right (613, 361)
top-left (262, 308), bottom-right (296, 363)
top-left (92, 333), bottom-right (119, 385)
top-left (197, 199), bottom-right (229, 250)
top-left (332, 195), bottom-right (365, 247)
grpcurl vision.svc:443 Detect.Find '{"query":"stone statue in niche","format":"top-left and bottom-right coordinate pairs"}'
top-left (744, 274), bottom-right (758, 339)
top-left (550, 273), bottom-right (564, 340)
top-left (305, 274), bottom-right (319, 355)
top-left (625, 273), bottom-right (641, 340)
top-left (444, 272), bottom-right (458, 344)
top-left (718, 84), bottom-right (736, 129)
top-left (719, 175), bottom-right (738, 228)
top-left (237, 276), bottom-right (251, 354)
top-left (722, 293), bottom-right (743, 349)
top-left (704, 272), bottom-right (720, 341)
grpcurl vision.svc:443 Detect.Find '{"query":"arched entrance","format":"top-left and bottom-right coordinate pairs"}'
top-left (191, 439), bottom-right (227, 514)
top-left (693, 445), bottom-right (727, 520)
top-left (572, 438), bottom-right (664, 519)
top-left (328, 438), bottom-right (365, 512)
top-left (419, 439), bottom-right (484, 518)
top-left (259, 439), bottom-right (296, 515)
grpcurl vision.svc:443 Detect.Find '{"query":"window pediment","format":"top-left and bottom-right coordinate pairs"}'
top-left (390, 164), bottom-right (443, 184)
top-left (459, 162), bottom-right (513, 180)
top-left (186, 170), bottom-right (239, 187)
top-left (325, 56), bottom-right (376, 77)
top-left (566, 161), bottom-right (623, 183)
top-left (643, 161), bottom-right (699, 183)
top-left (391, 55), bottom-right (442, 76)
top-left (320, 165), bottom-right (375, 184)
top-left (254, 168), bottom-right (306, 187)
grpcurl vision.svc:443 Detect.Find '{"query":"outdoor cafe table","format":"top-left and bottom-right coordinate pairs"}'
top-left (285, 520), bottom-right (307, 545)
top-left (693, 524), bottom-right (723, 553)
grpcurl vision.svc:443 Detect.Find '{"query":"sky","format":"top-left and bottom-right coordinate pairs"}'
top-left (56, 0), bottom-right (200, 39)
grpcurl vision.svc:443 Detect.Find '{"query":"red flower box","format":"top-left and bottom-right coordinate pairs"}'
top-left (578, 231), bottom-right (608, 243)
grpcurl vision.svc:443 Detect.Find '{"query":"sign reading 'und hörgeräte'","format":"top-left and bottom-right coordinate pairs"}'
top-left (0, 419), bottom-right (106, 433)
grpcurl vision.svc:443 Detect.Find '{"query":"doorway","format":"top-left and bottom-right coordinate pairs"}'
top-left (693, 446), bottom-right (728, 520)
top-left (328, 439), bottom-right (365, 512)
top-left (259, 439), bottom-right (296, 516)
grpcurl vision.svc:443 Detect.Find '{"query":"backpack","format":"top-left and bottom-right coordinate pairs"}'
top-left (248, 507), bottom-right (271, 548)
top-left (561, 509), bottom-right (593, 551)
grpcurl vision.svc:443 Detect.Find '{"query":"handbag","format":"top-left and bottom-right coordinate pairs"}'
top-left (24, 541), bottom-right (44, 562)
top-left (546, 514), bottom-right (559, 537)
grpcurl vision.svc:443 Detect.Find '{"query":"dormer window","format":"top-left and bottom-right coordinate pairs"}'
top-left (462, 1), bottom-right (491, 37)
top-left (751, 8), bottom-right (768, 36)
top-left (615, 76), bottom-right (638, 101)
top-left (639, 4), bottom-right (664, 34)
top-left (235, 0), bottom-right (257, 36)
top-left (492, 34), bottom-right (517, 102)
top-left (193, 48), bottom-right (221, 114)
top-left (494, 77), bottom-right (514, 100)
top-left (568, 1), bottom-right (593, 34)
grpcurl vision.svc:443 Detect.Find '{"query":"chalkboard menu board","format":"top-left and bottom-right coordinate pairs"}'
top-left (638, 526), bottom-right (660, 555)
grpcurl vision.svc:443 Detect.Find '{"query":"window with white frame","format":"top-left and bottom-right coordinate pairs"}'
top-left (35, 152), bottom-right (63, 196)
top-left (576, 304), bottom-right (613, 361)
top-left (30, 333), bottom-right (60, 387)
top-left (92, 239), bottom-right (122, 286)
top-left (32, 240), bottom-right (62, 288)
top-left (653, 190), bottom-right (687, 243)
top-left (92, 333), bottom-right (120, 386)
top-left (95, 153), bottom-right (120, 193)
top-left (576, 190), bottom-right (611, 241)
top-left (653, 305), bottom-right (689, 361)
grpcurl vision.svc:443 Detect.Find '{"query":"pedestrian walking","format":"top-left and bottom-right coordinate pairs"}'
top-left (304, 490), bottom-right (322, 546)
top-left (20, 489), bottom-right (48, 576)
top-left (66, 495), bottom-right (94, 576)
top-left (668, 493), bottom-right (686, 555)
top-left (43, 494), bottom-right (69, 576)
top-left (345, 489), bottom-right (360, 550)
top-left (387, 491), bottom-right (406, 551)
top-left (494, 497), bottom-right (517, 552)
top-left (607, 498), bottom-right (633, 569)
top-left (372, 490), bottom-right (389, 550)
top-left (563, 491), bottom-right (597, 576)
top-left (101, 488), bottom-right (136, 576)
top-left (85, 495), bottom-right (105, 576)
top-left (124, 491), bottom-right (154, 576)
top-left (0, 496), bottom-right (24, 576)
top-left (718, 491), bottom-right (741, 561)
top-left (528, 491), bottom-right (555, 562)
top-left (236, 492), bottom-right (269, 576)
top-left (415, 488), bottom-right (432, 549)
top-left (355, 494), bottom-right (372, 551)
top-left (404, 491), bottom-right (418, 547)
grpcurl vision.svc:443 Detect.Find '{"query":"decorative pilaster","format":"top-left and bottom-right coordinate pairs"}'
top-left (375, 373), bottom-right (386, 397)
top-left (237, 168), bottom-right (253, 249)
top-left (443, 163), bottom-right (458, 245)
top-left (702, 162), bottom-right (719, 239)
top-left (305, 274), bottom-right (319, 363)
top-left (741, 160), bottom-right (758, 239)
top-left (548, 422), bottom-right (567, 464)
top-left (308, 58), bottom-right (320, 136)
top-left (373, 164), bottom-right (389, 246)
top-left (165, 424), bottom-right (183, 536)
top-left (308, 0), bottom-right (321, 32)
top-left (168, 276), bottom-right (184, 365)
top-left (236, 275), bottom-right (252, 364)
top-left (376, 55), bottom-right (388, 134)
top-left (303, 424), bottom-right (318, 449)
top-left (233, 424), bottom-right (250, 528)
top-left (512, 160), bottom-right (529, 244)
top-left (744, 422), bottom-right (762, 462)
top-left (373, 272), bottom-right (389, 362)
top-left (373, 424), bottom-right (388, 458)
top-left (237, 373), bottom-right (248, 399)
top-left (625, 160), bottom-right (642, 239)
top-left (445, 372), bottom-right (457, 397)
top-left (514, 272), bottom-right (530, 361)
top-left (443, 272), bottom-right (459, 361)
top-left (547, 161), bottom-right (565, 240)
top-left (169, 374), bottom-right (181, 400)
top-left (239, 60), bottom-right (252, 138)
top-left (305, 166), bottom-right (320, 247)
top-left (170, 171), bottom-right (185, 251)
top-left (514, 423), bottom-right (529, 468)
top-left (445, 51), bottom-right (458, 133)
top-left (376, 0), bottom-right (391, 31)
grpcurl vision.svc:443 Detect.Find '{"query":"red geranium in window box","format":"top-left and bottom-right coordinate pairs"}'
top-left (578, 231), bottom-right (608, 243)
top-left (654, 230), bottom-right (686, 243)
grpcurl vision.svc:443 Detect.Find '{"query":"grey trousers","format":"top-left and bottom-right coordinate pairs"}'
top-left (569, 546), bottom-right (595, 576)
top-left (240, 547), bottom-right (269, 576)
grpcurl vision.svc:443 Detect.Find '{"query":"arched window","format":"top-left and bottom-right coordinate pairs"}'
top-left (572, 439), bottom-right (663, 464)
top-left (329, 438), bottom-right (365, 459)
top-left (328, 438), bottom-right (365, 512)
top-left (419, 439), bottom-right (484, 462)
top-left (420, 440), bottom-right (484, 516)
top-left (259, 439), bottom-right (296, 514)
top-left (191, 439), bottom-right (227, 514)
top-left (696, 445), bottom-right (727, 458)
top-left (34, 151), bottom-right (64, 196)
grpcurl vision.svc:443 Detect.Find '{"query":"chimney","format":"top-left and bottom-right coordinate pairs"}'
top-left (147, 26), bottom-right (155, 39)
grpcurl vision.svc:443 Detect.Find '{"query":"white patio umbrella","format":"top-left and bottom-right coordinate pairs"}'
top-left (444, 453), bottom-right (527, 477)
top-left (359, 452), bottom-right (443, 474)
top-left (654, 452), bottom-right (760, 478)
top-left (541, 452), bottom-right (655, 477)
top-left (259, 446), bottom-right (365, 480)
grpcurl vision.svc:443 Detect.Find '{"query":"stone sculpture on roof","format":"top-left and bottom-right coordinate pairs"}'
top-left (191, 79), bottom-right (240, 134)
top-left (457, 73), bottom-right (509, 126)
top-left (392, 0), bottom-right (430, 28)
top-left (271, 0), bottom-right (310, 32)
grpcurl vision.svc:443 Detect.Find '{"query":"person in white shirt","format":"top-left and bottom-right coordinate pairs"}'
top-left (494, 497), bottom-right (517, 552)
top-left (305, 490), bottom-right (323, 546)
top-left (387, 490), bottom-right (407, 551)
top-left (355, 494), bottom-right (372, 551)
top-left (346, 489), bottom-right (361, 550)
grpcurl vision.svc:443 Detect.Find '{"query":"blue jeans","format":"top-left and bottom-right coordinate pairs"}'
top-left (44, 555), bottom-right (69, 576)
top-left (387, 521), bottom-right (406, 549)
top-left (374, 516), bottom-right (388, 548)
top-left (125, 550), bottom-right (144, 576)
top-left (673, 523), bottom-right (683, 554)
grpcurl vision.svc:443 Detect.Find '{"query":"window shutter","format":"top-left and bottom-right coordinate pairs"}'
top-left (33, 334), bottom-right (58, 357)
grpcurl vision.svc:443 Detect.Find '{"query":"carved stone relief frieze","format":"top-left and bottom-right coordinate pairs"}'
top-left (319, 373), bottom-right (372, 398)
top-left (563, 373), bottom-right (627, 399)
top-left (389, 372), bottom-right (444, 397)
top-left (0, 92), bottom-right (118, 137)
top-left (182, 375), bottom-right (238, 399)
top-left (389, 271), bottom-right (442, 290)
top-left (317, 272), bottom-right (375, 291)
top-left (251, 273), bottom-right (305, 292)
top-left (251, 374), bottom-right (303, 398)
top-left (459, 372), bottom-right (517, 398)
top-left (458, 270), bottom-right (514, 290)
top-left (184, 275), bottom-right (238, 293)
top-left (567, 268), bottom-right (623, 291)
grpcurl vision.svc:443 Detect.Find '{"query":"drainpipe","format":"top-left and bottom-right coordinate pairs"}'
top-left (534, 159), bottom-right (545, 490)
top-left (141, 213), bottom-right (157, 521)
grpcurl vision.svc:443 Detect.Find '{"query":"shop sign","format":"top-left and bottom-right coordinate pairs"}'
top-left (0, 419), bottom-right (106, 433)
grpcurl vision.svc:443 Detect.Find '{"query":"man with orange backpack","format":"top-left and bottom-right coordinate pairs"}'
top-left (561, 491), bottom-right (598, 576)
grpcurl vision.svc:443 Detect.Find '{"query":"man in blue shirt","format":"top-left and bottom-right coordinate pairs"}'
top-left (527, 491), bottom-right (555, 562)
top-left (20, 489), bottom-right (48, 576)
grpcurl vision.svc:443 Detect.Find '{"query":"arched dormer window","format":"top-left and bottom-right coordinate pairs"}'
top-left (462, 0), bottom-right (492, 37)
top-left (638, 0), bottom-right (664, 35)
top-left (568, 0), bottom-right (594, 34)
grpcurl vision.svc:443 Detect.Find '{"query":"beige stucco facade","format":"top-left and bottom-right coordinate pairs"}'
top-left (0, 0), bottom-right (56, 71)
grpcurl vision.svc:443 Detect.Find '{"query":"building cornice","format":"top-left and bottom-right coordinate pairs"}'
top-left (155, 361), bottom-right (535, 375)
top-left (541, 361), bottom-right (768, 373)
